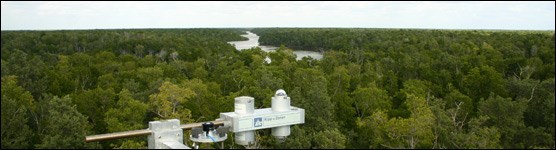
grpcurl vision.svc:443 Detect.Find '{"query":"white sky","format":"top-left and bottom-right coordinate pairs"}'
top-left (1, 1), bottom-right (554, 30)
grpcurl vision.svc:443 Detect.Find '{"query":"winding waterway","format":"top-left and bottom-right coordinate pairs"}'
top-left (227, 31), bottom-right (323, 61)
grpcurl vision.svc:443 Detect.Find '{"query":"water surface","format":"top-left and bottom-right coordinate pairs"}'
top-left (228, 31), bottom-right (323, 61)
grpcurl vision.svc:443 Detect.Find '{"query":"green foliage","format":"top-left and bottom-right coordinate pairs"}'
top-left (280, 126), bottom-right (311, 149)
top-left (428, 96), bottom-right (501, 149)
top-left (291, 68), bottom-right (338, 130)
top-left (149, 81), bottom-right (195, 123)
top-left (180, 79), bottom-right (225, 120)
top-left (105, 89), bottom-right (148, 148)
top-left (72, 87), bottom-right (117, 134)
top-left (479, 93), bottom-right (528, 148)
top-left (35, 96), bottom-right (99, 149)
top-left (351, 83), bottom-right (392, 118)
top-left (1, 76), bottom-right (34, 149)
top-left (105, 89), bottom-right (148, 132)
top-left (357, 93), bottom-right (435, 149)
top-left (463, 65), bottom-right (507, 114)
top-left (457, 116), bottom-right (502, 148)
top-left (113, 140), bottom-right (146, 149)
top-left (443, 87), bottom-right (473, 120)
top-left (1, 28), bottom-right (554, 149)
top-left (312, 128), bottom-right (347, 149)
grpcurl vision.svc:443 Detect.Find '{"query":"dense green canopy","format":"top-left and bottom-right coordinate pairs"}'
top-left (1, 28), bottom-right (554, 149)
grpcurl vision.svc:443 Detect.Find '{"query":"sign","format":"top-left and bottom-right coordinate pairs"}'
top-left (220, 107), bottom-right (305, 132)
top-left (254, 117), bottom-right (263, 127)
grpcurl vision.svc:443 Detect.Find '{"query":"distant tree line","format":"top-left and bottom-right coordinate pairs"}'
top-left (1, 28), bottom-right (554, 149)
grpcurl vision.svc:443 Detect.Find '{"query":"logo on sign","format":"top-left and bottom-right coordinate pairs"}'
top-left (254, 117), bottom-right (263, 127)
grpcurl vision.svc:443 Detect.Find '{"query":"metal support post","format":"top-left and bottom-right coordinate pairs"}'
top-left (148, 119), bottom-right (190, 149)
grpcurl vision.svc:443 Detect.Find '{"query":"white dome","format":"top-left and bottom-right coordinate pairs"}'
top-left (275, 89), bottom-right (287, 96)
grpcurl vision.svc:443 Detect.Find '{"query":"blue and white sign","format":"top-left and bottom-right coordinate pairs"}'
top-left (254, 117), bottom-right (263, 127)
top-left (221, 107), bottom-right (305, 132)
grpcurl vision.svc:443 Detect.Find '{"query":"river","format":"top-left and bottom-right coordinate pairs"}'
top-left (227, 31), bottom-right (323, 61)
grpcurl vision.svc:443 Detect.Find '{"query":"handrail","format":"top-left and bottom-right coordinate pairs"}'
top-left (85, 120), bottom-right (225, 142)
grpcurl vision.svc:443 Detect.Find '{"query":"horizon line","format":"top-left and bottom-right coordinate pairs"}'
top-left (2, 27), bottom-right (555, 32)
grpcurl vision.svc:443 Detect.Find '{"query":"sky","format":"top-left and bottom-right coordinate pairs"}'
top-left (1, 1), bottom-right (555, 30)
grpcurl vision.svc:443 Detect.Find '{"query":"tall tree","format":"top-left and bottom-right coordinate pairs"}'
top-left (479, 93), bottom-right (527, 148)
top-left (312, 128), bottom-right (347, 149)
top-left (149, 81), bottom-right (195, 123)
top-left (72, 87), bottom-right (117, 133)
top-left (1, 76), bottom-right (34, 149)
top-left (105, 89), bottom-right (148, 148)
top-left (352, 83), bottom-right (392, 118)
top-left (35, 96), bottom-right (99, 149)
top-left (463, 65), bottom-right (506, 109)
top-left (358, 82), bottom-right (436, 149)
